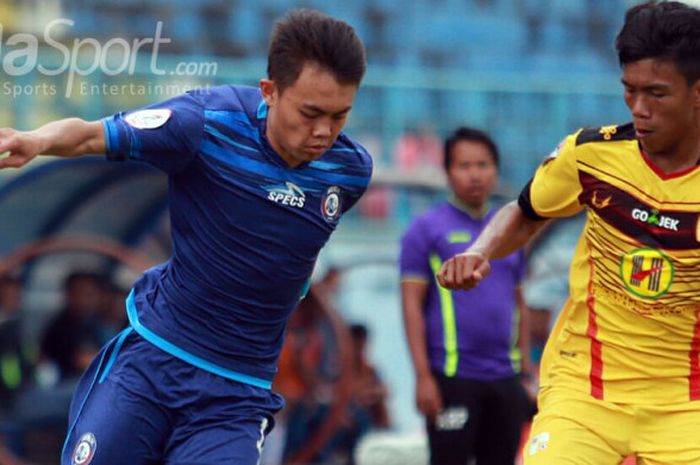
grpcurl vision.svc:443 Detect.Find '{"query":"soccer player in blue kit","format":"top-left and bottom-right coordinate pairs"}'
top-left (0, 10), bottom-right (372, 465)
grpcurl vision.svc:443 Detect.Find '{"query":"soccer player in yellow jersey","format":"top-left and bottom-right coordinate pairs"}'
top-left (437, 2), bottom-right (700, 464)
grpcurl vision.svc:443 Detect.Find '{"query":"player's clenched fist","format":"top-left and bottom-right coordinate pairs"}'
top-left (437, 251), bottom-right (491, 290)
top-left (0, 128), bottom-right (44, 169)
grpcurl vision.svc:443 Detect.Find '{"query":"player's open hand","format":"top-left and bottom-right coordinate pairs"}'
top-left (0, 128), bottom-right (44, 169)
top-left (437, 251), bottom-right (491, 290)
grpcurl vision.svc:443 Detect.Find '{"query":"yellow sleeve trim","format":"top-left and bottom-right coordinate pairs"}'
top-left (400, 276), bottom-right (430, 284)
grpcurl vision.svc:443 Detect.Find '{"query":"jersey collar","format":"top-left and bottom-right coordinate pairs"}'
top-left (639, 144), bottom-right (700, 181)
top-left (448, 194), bottom-right (491, 219)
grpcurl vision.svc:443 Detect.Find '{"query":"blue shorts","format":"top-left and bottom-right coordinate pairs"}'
top-left (61, 328), bottom-right (284, 465)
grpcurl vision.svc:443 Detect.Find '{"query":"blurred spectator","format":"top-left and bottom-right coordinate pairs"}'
top-left (356, 128), bottom-right (390, 222)
top-left (3, 273), bottom-right (109, 463)
top-left (357, 187), bottom-right (392, 220)
top-left (314, 267), bottom-right (343, 380)
top-left (329, 323), bottom-right (390, 463)
top-left (348, 324), bottom-right (390, 430)
top-left (392, 125), bottom-right (442, 174)
top-left (270, 293), bottom-right (327, 465)
top-left (0, 275), bottom-right (31, 415)
top-left (316, 266), bottom-right (342, 303)
top-left (39, 272), bottom-right (104, 381)
top-left (274, 298), bottom-right (325, 406)
top-left (0, 443), bottom-right (33, 465)
top-left (279, 317), bottom-right (391, 465)
top-left (274, 281), bottom-right (390, 465)
top-left (0, 276), bottom-right (37, 465)
top-left (95, 282), bottom-right (129, 345)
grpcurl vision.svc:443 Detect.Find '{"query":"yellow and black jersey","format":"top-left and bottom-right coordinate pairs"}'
top-left (520, 122), bottom-right (700, 404)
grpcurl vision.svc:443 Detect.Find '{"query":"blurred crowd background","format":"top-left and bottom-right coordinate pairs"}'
top-left (0, 0), bottom-right (680, 463)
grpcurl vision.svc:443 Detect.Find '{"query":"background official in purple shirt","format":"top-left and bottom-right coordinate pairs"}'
top-left (400, 127), bottom-right (532, 465)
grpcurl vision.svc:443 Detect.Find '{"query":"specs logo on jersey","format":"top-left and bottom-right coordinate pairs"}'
top-left (264, 182), bottom-right (306, 208)
top-left (620, 247), bottom-right (674, 299)
top-left (599, 125), bottom-right (618, 140)
top-left (72, 432), bottom-right (97, 465)
top-left (631, 208), bottom-right (679, 231)
top-left (321, 186), bottom-right (342, 223)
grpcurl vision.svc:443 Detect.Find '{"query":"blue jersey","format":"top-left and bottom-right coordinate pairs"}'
top-left (102, 85), bottom-right (372, 389)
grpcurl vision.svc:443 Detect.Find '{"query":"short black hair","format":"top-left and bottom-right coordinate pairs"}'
top-left (267, 9), bottom-right (366, 93)
top-left (443, 127), bottom-right (499, 172)
top-left (64, 271), bottom-right (104, 290)
top-left (615, 1), bottom-right (700, 85)
top-left (350, 323), bottom-right (368, 341)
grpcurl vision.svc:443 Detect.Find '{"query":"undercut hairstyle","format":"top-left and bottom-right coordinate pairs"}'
top-left (615, 1), bottom-right (700, 85)
top-left (267, 9), bottom-right (367, 93)
top-left (443, 127), bottom-right (500, 172)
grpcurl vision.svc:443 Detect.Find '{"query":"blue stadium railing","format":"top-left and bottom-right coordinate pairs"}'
top-left (3, 49), bottom-right (629, 190)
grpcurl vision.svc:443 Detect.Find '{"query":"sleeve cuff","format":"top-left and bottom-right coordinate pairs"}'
top-left (518, 179), bottom-right (547, 221)
top-left (102, 116), bottom-right (126, 161)
top-left (400, 275), bottom-right (431, 284)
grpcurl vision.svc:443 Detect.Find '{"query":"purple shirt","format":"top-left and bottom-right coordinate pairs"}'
top-left (400, 200), bottom-right (526, 381)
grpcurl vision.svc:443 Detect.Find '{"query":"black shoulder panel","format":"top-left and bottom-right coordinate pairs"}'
top-left (575, 123), bottom-right (636, 146)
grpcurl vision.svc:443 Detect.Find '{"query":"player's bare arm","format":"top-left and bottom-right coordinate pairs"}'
top-left (0, 118), bottom-right (105, 169)
top-left (437, 201), bottom-right (547, 290)
top-left (401, 280), bottom-right (443, 419)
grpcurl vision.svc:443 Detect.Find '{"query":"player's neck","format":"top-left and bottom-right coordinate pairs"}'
top-left (264, 119), bottom-right (304, 168)
top-left (643, 131), bottom-right (700, 175)
top-left (266, 135), bottom-right (301, 168)
top-left (449, 194), bottom-right (489, 218)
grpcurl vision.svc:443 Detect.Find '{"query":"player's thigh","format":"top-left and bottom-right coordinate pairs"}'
top-left (426, 376), bottom-right (479, 465)
top-left (426, 417), bottom-right (472, 465)
top-left (477, 377), bottom-right (527, 465)
top-left (523, 388), bottom-right (631, 465)
top-left (62, 376), bottom-right (171, 465)
top-left (62, 332), bottom-right (171, 465)
top-left (163, 373), bottom-right (284, 465)
top-left (164, 413), bottom-right (274, 465)
top-left (636, 403), bottom-right (700, 465)
top-left (523, 414), bottom-right (623, 465)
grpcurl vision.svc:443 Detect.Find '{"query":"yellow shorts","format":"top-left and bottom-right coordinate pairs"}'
top-left (523, 386), bottom-right (700, 465)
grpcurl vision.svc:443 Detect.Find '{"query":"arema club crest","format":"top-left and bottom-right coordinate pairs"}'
top-left (72, 432), bottom-right (97, 465)
top-left (321, 186), bottom-right (342, 223)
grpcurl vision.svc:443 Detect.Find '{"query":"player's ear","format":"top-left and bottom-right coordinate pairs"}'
top-left (259, 79), bottom-right (277, 107)
top-left (693, 79), bottom-right (700, 109)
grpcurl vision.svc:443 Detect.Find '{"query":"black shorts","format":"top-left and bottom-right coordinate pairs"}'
top-left (427, 374), bottom-right (529, 465)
